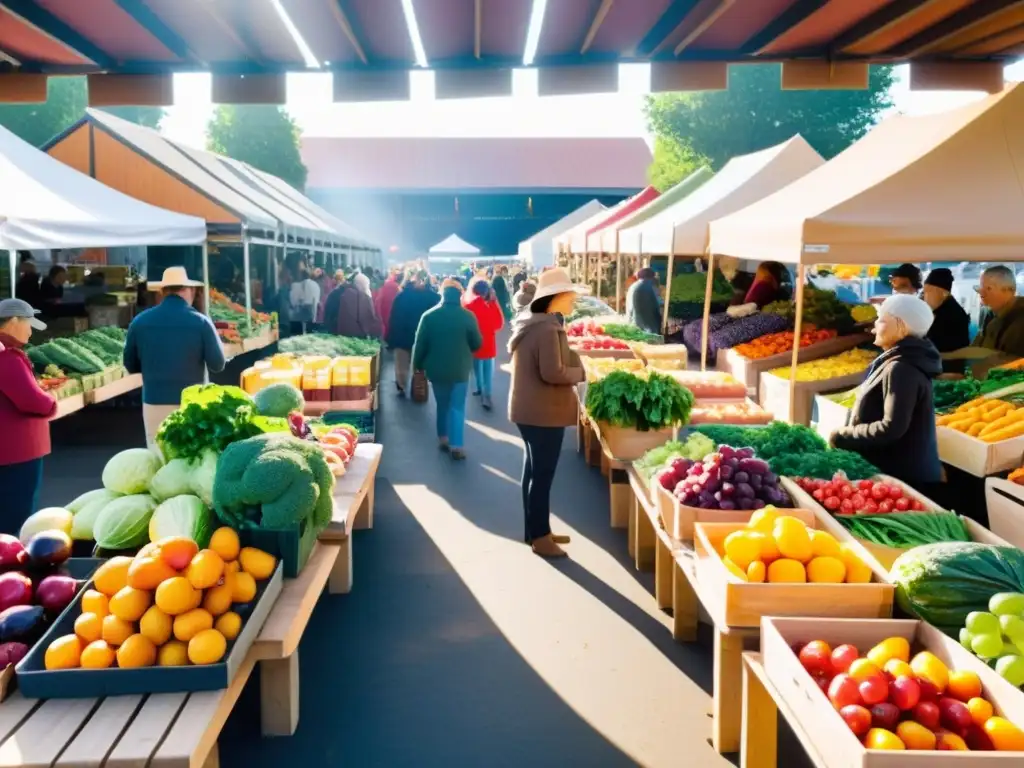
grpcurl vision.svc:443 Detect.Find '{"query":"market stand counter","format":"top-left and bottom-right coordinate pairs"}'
top-left (321, 443), bottom-right (383, 593)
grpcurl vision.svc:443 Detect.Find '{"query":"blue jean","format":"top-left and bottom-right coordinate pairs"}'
top-left (432, 381), bottom-right (468, 448)
top-left (516, 425), bottom-right (564, 542)
top-left (0, 458), bottom-right (43, 535)
top-left (472, 358), bottom-right (495, 397)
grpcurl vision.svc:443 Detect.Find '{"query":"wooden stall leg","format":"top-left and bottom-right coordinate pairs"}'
top-left (655, 537), bottom-right (672, 610)
top-left (576, 413), bottom-right (584, 454)
top-left (353, 484), bottom-right (375, 530)
top-left (741, 657), bottom-right (777, 768)
top-left (586, 425), bottom-right (602, 467)
top-left (328, 537), bottom-right (353, 595)
top-left (609, 468), bottom-right (630, 529)
top-left (599, 449), bottom-right (610, 478)
top-left (634, 499), bottom-right (655, 572)
top-left (672, 560), bottom-right (698, 642)
top-left (627, 498), bottom-right (637, 558)
top-left (713, 630), bottom-right (745, 754)
top-left (260, 652), bottom-right (300, 737)
top-left (202, 744), bottom-right (221, 768)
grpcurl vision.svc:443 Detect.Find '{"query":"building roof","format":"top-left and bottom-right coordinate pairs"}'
top-left (302, 137), bottom-right (652, 191)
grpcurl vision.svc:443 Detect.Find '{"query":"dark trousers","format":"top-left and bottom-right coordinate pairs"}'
top-left (516, 425), bottom-right (564, 542)
top-left (0, 458), bottom-right (43, 535)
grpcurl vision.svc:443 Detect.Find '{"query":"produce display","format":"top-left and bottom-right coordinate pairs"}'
top-left (42, 531), bottom-right (278, 670)
top-left (633, 434), bottom-right (716, 480)
top-left (585, 370), bottom-right (694, 431)
top-left (850, 304), bottom-right (877, 324)
top-left (566, 319), bottom-right (660, 344)
top-left (767, 348), bottom-right (877, 382)
top-left (687, 400), bottom-right (772, 425)
top-left (936, 396), bottom-right (1024, 442)
top-left (837, 514), bottom-right (970, 549)
top-left (157, 386), bottom-right (269, 463)
top-left (933, 369), bottom-right (1024, 412)
top-left (243, 353), bottom-right (373, 402)
top-left (569, 335), bottom-right (631, 352)
top-left (793, 635), bottom-right (1024, 751)
top-left (208, 289), bottom-right (274, 344)
top-left (657, 371), bottom-right (746, 399)
top-left (278, 334), bottom-right (381, 358)
top-left (26, 327), bottom-right (127, 379)
top-left (732, 328), bottom-right (837, 360)
top-left (36, 366), bottom-right (83, 400)
top-left (668, 270), bottom-right (733, 312)
top-left (709, 508), bottom-right (872, 584)
top-left (793, 476), bottom-right (930, 516)
top-left (580, 357), bottom-right (644, 381)
top-left (763, 286), bottom-right (856, 334)
top-left (657, 445), bottom-right (792, 511)
top-left (682, 312), bottom-right (732, 353)
top-left (566, 295), bottom-right (615, 323)
top-left (683, 313), bottom-right (791, 357)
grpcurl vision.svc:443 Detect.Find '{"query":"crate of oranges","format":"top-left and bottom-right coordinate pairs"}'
top-left (16, 528), bottom-right (283, 698)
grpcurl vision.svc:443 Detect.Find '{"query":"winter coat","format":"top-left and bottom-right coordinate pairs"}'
top-left (373, 278), bottom-right (401, 338)
top-left (627, 278), bottom-right (662, 335)
top-left (0, 333), bottom-right (57, 465)
top-left (412, 287), bottom-right (482, 384)
top-left (492, 276), bottom-right (512, 321)
top-left (507, 312), bottom-right (585, 428)
top-left (325, 284), bottom-right (383, 338)
top-left (464, 295), bottom-right (504, 359)
top-left (973, 297), bottom-right (1024, 357)
top-left (832, 336), bottom-right (943, 485)
top-left (386, 285), bottom-right (440, 350)
top-left (927, 295), bottom-right (971, 353)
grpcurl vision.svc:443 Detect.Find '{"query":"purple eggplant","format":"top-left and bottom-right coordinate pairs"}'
top-left (0, 573), bottom-right (32, 614)
top-left (0, 605), bottom-right (44, 644)
top-left (36, 575), bottom-right (78, 616)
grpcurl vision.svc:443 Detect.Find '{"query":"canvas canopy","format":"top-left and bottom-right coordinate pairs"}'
top-left (619, 136), bottom-right (824, 256)
top-left (518, 199), bottom-right (605, 268)
top-left (557, 199), bottom-right (631, 252)
top-left (0, 122), bottom-right (205, 250)
top-left (428, 233), bottom-right (480, 261)
top-left (580, 186), bottom-right (660, 253)
top-left (708, 84), bottom-right (1024, 265)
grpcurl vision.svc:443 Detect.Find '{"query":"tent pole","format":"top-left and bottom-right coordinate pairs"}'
top-left (699, 252), bottom-right (714, 372)
top-left (7, 250), bottom-right (14, 299)
top-left (201, 241), bottom-right (211, 319)
top-left (614, 231), bottom-right (622, 314)
top-left (243, 234), bottom-right (253, 336)
top-left (662, 228), bottom-right (677, 335)
top-left (789, 265), bottom-right (807, 422)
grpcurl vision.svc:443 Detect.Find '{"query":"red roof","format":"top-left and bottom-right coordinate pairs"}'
top-left (301, 137), bottom-right (651, 191)
top-left (586, 186), bottom-right (660, 236)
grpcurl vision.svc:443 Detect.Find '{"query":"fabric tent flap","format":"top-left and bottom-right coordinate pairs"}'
top-left (583, 186), bottom-right (660, 251)
top-left (518, 200), bottom-right (606, 268)
top-left (559, 198), bottom-right (631, 253)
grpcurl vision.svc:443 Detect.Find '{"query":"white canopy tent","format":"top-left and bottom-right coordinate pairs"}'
top-left (428, 233), bottom-right (481, 264)
top-left (518, 200), bottom-right (605, 268)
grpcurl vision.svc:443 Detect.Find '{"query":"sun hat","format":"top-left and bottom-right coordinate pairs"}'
top-left (148, 266), bottom-right (203, 290)
top-left (878, 293), bottom-right (934, 338)
top-left (0, 298), bottom-right (46, 330)
top-left (531, 267), bottom-right (586, 302)
top-left (924, 268), bottom-right (954, 292)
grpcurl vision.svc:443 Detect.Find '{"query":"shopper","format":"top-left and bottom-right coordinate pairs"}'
top-left (386, 270), bottom-right (439, 396)
top-left (831, 294), bottom-right (942, 490)
top-left (973, 265), bottom-right (1024, 357)
top-left (412, 278), bottom-right (482, 459)
top-left (15, 260), bottom-right (40, 309)
top-left (38, 266), bottom-right (67, 307)
top-left (889, 263), bottom-right (923, 296)
top-left (124, 267), bottom-right (226, 448)
top-left (508, 267), bottom-right (586, 558)
top-left (626, 267), bottom-right (662, 335)
top-left (0, 299), bottom-right (57, 531)
top-left (289, 263), bottom-right (320, 335)
top-left (324, 273), bottom-right (383, 338)
top-left (491, 269), bottom-right (512, 321)
top-left (464, 279), bottom-right (504, 409)
top-left (374, 270), bottom-right (403, 339)
top-left (513, 280), bottom-right (537, 314)
top-left (745, 262), bottom-right (787, 308)
top-left (922, 268), bottom-right (970, 353)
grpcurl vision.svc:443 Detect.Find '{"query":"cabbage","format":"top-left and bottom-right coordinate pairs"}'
top-left (70, 490), bottom-right (121, 541)
top-left (102, 449), bottom-right (163, 495)
top-left (149, 495), bottom-right (213, 547)
top-left (19, 507), bottom-right (73, 544)
top-left (66, 488), bottom-right (120, 514)
top-left (149, 459), bottom-right (193, 502)
top-left (189, 451), bottom-right (217, 508)
top-left (93, 494), bottom-right (157, 550)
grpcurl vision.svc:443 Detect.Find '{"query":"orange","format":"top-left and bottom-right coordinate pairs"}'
top-left (947, 670), bottom-right (982, 702)
top-left (223, 560), bottom-right (241, 578)
top-left (127, 556), bottom-right (178, 591)
top-left (186, 550), bottom-right (225, 590)
top-left (157, 536), bottom-right (199, 571)
top-left (767, 558), bottom-right (805, 584)
top-left (108, 586), bottom-right (152, 622)
top-left (746, 561), bottom-right (766, 583)
top-left (188, 587), bottom-right (203, 611)
top-left (214, 612), bottom-right (242, 641)
top-left (968, 697), bottom-right (994, 727)
top-left (231, 572), bottom-right (257, 603)
top-left (139, 606), bottom-right (173, 646)
top-left (758, 535), bottom-right (781, 565)
top-left (209, 528), bottom-right (240, 562)
top-left (864, 728), bottom-right (904, 750)
top-left (79, 640), bottom-right (116, 669)
top-left (157, 641), bottom-right (189, 667)
top-left (100, 615), bottom-right (135, 647)
top-left (173, 608), bottom-right (214, 642)
top-left (896, 721), bottom-right (936, 751)
top-left (93, 556), bottom-right (132, 596)
top-left (238, 548), bottom-right (276, 580)
top-left (154, 576), bottom-right (197, 616)
top-left (74, 612), bottom-right (104, 644)
top-left (116, 634), bottom-right (157, 669)
top-left (202, 582), bottom-right (234, 617)
top-left (188, 629), bottom-right (227, 665)
top-left (136, 541), bottom-right (160, 560)
top-left (806, 556), bottom-right (846, 584)
top-left (984, 717), bottom-right (1024, 751)
top-left (44, 635), bottom-right (82, 670)
top-left (80, 589), bottom-right (109, 618)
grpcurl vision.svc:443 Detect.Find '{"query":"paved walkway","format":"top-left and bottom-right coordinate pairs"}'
top-left (43, 349), bottom-right (814, 767)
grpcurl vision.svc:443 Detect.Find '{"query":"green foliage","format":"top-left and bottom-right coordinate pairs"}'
top-left (762, 286), bottom-right (855, 333)
top-left (156, 385), bottom-right (265, 461)
top-left (647, 136), bottom-right (709, 192)
top-left (278, 333), bottom-right (381, 357)
top-left (585, 371), bottom-right (694, 431)
top-left (206, 105), bottom-right (308, 191)
top-left (601, 323), bottom-right (662, 343)
top-left (644, 64), bottom-right (896, 170)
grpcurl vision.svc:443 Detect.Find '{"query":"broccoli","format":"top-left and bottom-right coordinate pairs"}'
top-left (212, 433), bottom-right (334, 532)
top-left (253, 382), bottom-right (305, 418)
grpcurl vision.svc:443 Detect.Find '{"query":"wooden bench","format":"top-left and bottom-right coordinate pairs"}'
top-left (320, 443), bottom-right (383, 594)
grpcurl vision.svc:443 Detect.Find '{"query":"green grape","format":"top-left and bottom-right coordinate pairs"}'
top-left (966, 611), bottom-right (1000, 636)
top-left (972, 632), bottom-right (1005, 659)
top-left (1001, 614), bottom-right (1024, 642)
top-left (996, 655), bottom-right (1024, 687)
top-left (990, 592), bottom-right (1024, 617)
top-left (959, 628), bottom-right (975, 650)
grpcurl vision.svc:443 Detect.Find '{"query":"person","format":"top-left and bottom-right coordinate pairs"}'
top-left (412, 278), bottom-right (482, 460)
top-left (508, 267), bottom-right (586, 558)
top-left (15, 260), bottom-right (40, 308)
top-left (272, 265), bottom-right (294, 339)
top-left (289, 263), bottom-right (320, 335)
top-left (464, 279), bottom-right (504, 410)
top-left (38, 266), bottom-right (67, 307)
top-left (324, 272), bottom-right (383, 338)
top-left (922, 268), bottom-right (971, 353)
top-left (491, 269), bottom-right (512, 321)
top-left (513, 280), bottom-right (537, 314)
top-left (889, 263), bottom-right (922, 295)
top-left (373, 270), bottom-right (403, 340)
top-left (386, 270), bottom-right (439, 396)
top-left (745, 262), bottom-right (786, 308)
top-left (831, 294), bottom-right (942, 490)
top-left (972, 265), bottom-right (1024, 357)
top-left (512, 269), bottom-right (527, 295)
top-left (353, 272), bottom-right (373, 300)
top-left (626, 267), bottom-right (662, 335)
top-left (124, 267), bottom-right (226, 448)
top-left (0, 299), bottom-right (57, 531)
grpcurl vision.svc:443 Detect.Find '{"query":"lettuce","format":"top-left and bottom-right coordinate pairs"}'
top-left (70, 490), bottom-right (121, 541)
top-left (189, 451), bottom-right (218, 508)
top-left (102, 448), bottom-right (163, 495)
top-left (149, 459), bottom-right (194, 502)
top-left (149, 495), bottom-right (213, 547)
top-left (93, 494), bottom-right (157, 550)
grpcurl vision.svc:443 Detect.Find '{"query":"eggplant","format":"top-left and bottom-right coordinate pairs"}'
top-left (26, 531), bottom-right (71, 569)
top-left (35, 575), bottom-right (78, 616)
top-left (0, 642), bottom-right (28, 667)
top-left (0, 536), bottom-right (27, 571)
top-left (0, 605), bottom-right (45, 644)
top-left (0, 572), bottom-right (32, 614)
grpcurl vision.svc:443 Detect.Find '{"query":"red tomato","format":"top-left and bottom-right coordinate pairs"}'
top-left (831, 644), bottom-right (860, 674)
top-left (864, 500), bottom-right (880, 514)
top-left (858, 479), bottom-right (874, 491)
top-left (911, 499), bottom-right (925, 511)
top-left (839, 484), bottom-right (853, 499)
top-left (840, 705), bottom-right (872, 737)
top-left (798, 641), bottom-right (834, 676)
top-left (895, 497), bottom-right (910, 512)
top-left (878, 500), bottom-right (894, 514)
top-left (812, 489), bottom-right (825, 502)
top-left (888, 485), bottom-right (903, 500)
top-left (850, 493), bottom-right (867, 510)
top-left (839, 499), bottom-right (854, 515)
top-left (859, 675), bottom-right (890, 706)
top-left (824, 496), bottom-right (841, 511)
top-left (871, 484), bottom-right (889, 501)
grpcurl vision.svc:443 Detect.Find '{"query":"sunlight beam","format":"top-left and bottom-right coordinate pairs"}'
top-left (523, 0), bottom-right (549, 66)
top-left (400, 0), bottom-right (429, 67)
top-left (269, 0), bottom-right (319, 68)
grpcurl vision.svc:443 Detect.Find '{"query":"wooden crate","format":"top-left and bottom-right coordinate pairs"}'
top-left (717, 333), bottom-right (872, 395)
top-left (568, 345), bottom-right (633, 359)
top-left (760, 617), bottom-right (1024, 767)
top-left (687, 396), bottom-right (773, 426)
top-left (594, 421), bottom-right (677, 462)
top-left (937, 425), bottom-right (1024, 477)
top-left (654, 482), bottom-right (815, 540)
top-left (813, 392), bottom-right (853, 441)
top-left (759, 370), bottom-right (867, 426)
top-left (84, 373), bottom-right (142, 405)
top-left (692, 521), bottom-right (893, 628)
top-left (986, 477), bottom-right (1024, 549)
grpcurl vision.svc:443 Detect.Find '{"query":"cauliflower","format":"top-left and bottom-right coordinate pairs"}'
top-left (212, 433), bottom-right (334, 532)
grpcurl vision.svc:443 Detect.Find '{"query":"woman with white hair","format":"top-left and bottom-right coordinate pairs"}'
top-left (831, 294), bottom-right (943, 490)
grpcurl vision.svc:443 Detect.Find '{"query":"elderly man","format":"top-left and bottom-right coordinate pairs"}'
top-left (973, 265), bottom-right (1024, 356)
top-left (626, 267), bottom-right (662, 335)
top-left (922, 268), bottom-right (970, 353)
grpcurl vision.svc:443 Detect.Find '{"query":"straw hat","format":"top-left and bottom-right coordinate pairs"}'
top-left (532, 267), bottom-right (585, 302)
top-left (148, 266), bottom-right (203, 290)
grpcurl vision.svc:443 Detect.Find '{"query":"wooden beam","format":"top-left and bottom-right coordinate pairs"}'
top-left (474, 0), bottom-right (482, 59)
top-left (828, 0), bottom-right (937, 52)
top-left (192, 0), bottom-right (252, 57)
top-left (635, 0), bottom-right (700, 57)
top-left (886, 0), bottom-right (1024, 57)
top-left (112, 0), bottom-right (203, 64)
top-left (675, 0), bottom-right (735, 55)
top-left (0, 0), bottom-right (115, 68)
top-left (741, 0), bottom-right (829, 54)
top-left (328, 0), bottom-right (368, 64)
top-left (581, 0), bottom-right (615, 54)
top-left (0, 48), bottom-right (20, 67)
top-left (955, 19), bottom-right (1024, 54)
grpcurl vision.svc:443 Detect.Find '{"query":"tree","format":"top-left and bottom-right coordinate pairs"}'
top-left (647, 135), bottom-right (709, 192)
top-left (206, 105), bottom-right (307, 190)
top-left (0, 76), bottom-right (164, 147)
top-left (644, 64), bottom-right (896, 170)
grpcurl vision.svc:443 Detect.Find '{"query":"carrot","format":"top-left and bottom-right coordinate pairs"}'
top-left (956, 397), bottom-right (988, 413)
top-left (946, 418), bottom-right (976, 432)
top-left (983, 403), bottom-right (1014, 421)
top-left (979, 411), bottom-right (1024, 437)
top-left (936, 413), bottom-right (960, 426)
top-left (981, 421), bottom-right (1024, 442)
top-left (968, 422), bottom-right (987, 437)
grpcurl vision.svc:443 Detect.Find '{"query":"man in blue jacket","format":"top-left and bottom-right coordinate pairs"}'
top-left (627, 267), bottom-right (663, 335)
top-left (124, 267), bottom-right (226, 447)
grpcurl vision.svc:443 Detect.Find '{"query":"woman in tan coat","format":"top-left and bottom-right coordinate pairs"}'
top-left (507, 268), bottom-right (585, 558)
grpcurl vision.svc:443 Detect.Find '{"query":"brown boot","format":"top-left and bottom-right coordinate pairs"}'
top-left (550, 533), bottom-right (571, 544)
top-left (531, 534), bottom-right (567, 558)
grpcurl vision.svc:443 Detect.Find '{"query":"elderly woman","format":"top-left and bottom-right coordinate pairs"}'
top-left (831, 294), bottom-right (942, 490)
top-left (513, 280), bottom-right (537, 313)
top-left (0, 299), bottom-right (57, 531)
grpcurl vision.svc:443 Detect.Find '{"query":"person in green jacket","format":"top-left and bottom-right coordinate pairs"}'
top-left (973, 265), bottom-right (1024, 357)
top-left (412, 278), bottom-right (483, 459)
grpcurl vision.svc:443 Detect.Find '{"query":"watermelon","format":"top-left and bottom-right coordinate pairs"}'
top-left (889, 541), bottom-right (1024, 636)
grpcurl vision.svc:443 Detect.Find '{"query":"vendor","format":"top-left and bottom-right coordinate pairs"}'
top-left (744, 262), bottom-right (787, 308)
top-left (38, 265), bottom-right (66, 308)
top-left (973, 265), bottom-right (1024, 357)
top-left (626, 267), bottom-right (662, 334)
top-left (889, 263), bottom-right (922, 296)
top-left (922, 268), bottom-right (970, 353)
top-left (831, 294), bottom-right (942, 491)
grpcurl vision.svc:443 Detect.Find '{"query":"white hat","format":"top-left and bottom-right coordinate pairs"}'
top-left (148, 266), bottom-right (203, 290)
top-left (531, 267), bottom-right (587, 302)
top-left (878, 293), bottom-right (934, 338)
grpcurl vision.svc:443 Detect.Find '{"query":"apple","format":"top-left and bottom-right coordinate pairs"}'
top-left (839, 704), bottom-right (872, 737)
top-left (799, 641), bottom-right (834, 677)
top-left (859, 675), bottom-right (889, 706)
top-left (917, 678), bottom-right (941, 702)
top-left (889, 676), bottom-right (921, 711)
top-left (912, 701), bottom-right (941, 730)
top-left (828, 674), bottom-right (862, 710)
top-left (869, 702), bottom-right (900, 731)
top-left (831, 644), bottom-right (859, 675)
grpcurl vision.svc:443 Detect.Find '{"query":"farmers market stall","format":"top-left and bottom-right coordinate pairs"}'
top-left (557, 200), bottom-right (630, 293)
top-left (518, 199), bottom-right (606, 270)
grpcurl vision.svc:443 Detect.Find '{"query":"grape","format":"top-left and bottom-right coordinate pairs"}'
top-left (763, 472), bottom-right (778, 485)
top-left (1003, 642), bottom-right (1021, 657)
top-left (720, 465), bottom-right (734, 481)
top-left (733, 471), bottom-right (750, 484)
top-left (750, 474), bottom-right (763, 490)
top-left (738, 498), bottom-right (755, 510)
top-left (959, 628), bottom-right (974, 650)
top-left (990, 592), bottom-right (1024, 617)
top-left (718, 500), bottom-right (736, 510)
top-left (735, 483), bottom-right (754, 499)
top-left (752, 499), bottom-right (766, 509)
top-left (971, 633), bottom-right (1004, 659)
top-left (1000, 614), bottom-right (1024, 642)
top-left (966, 611), bottom-right (1000, 636)
top-left (737, 447), bottom-right (756, 459)
top-left (996, 655), bottom-right (1024, 687)
top-left (720, 483), bottom-right (735, 498)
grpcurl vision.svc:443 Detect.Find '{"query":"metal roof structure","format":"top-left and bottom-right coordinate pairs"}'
top-left (0, 1), bottom-right (1018, 101)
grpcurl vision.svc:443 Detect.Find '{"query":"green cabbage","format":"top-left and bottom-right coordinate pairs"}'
top-left (66, 488), bottom-right (121, 514)
top-left (102, 448), bottom-right (163, 495)
top-left (189, 451), bottom-right (218, 508)
top-left (149, 495), bottom-right (213, 547)
top-left (149, 459), bottom-right (193, 502)
top-left (70, 490), bottom-right (121, 541)
top-left (93, 494), bottom-right (157, 549)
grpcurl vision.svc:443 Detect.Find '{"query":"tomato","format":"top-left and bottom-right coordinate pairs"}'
top-left (871, 484), bottom-right (889, 501)
top-left (850, 493), bottom-right (867, 510)
top-left (911, 499), bottom-right (925, 511)
top-left (839, 484), bottom-right (853, 498)
top-left (864, 500), bottom-right (879, 514)
top-left (840, 499), bottom-right (854, 515)
top-left (824, 496), bottom-right (841, 511)
top-left (812, 489), bottom-right (825, 502)
top-left (895, 497), bottom-right (910, 512)
top-left (858, 479), bottom-right (874, 491)
top-left (888, 485), bottom-right (903, 500)
top-left (878, 500), bottom-right (894, 514)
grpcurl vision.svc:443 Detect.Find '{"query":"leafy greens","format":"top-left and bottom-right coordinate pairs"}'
top-left (585, 371), bottom-right (694, 431)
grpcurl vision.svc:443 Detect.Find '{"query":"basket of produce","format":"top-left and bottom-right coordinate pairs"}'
top-left (632, 433), bottom-right (716, 501)
top-left (687, 398), bottom-right (772, 425)
top-left (760, 348), bottom-right (877, 425)
top-left (935, 394), bottom-right (1024, 476)
top-left (682, 312), bottom-right (790, 362)
top-left (659, 370), bottom-right (746, 399)
top-left (717, 332), bottom-right (872, 394)
top-left (631, 343), bottom-right (689, 363)
top-left (761, 616), bottom-right (1024, 758)
top-left (579, 356), bottom-right (644, 382)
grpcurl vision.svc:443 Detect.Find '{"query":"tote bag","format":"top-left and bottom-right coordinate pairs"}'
top-left (411, 370), bottom-right (429, 403)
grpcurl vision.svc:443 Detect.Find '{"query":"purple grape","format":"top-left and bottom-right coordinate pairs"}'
top-left (738, 498), bottom-right (755, 510)
top-left (735, 482), bottom-right (754, 499)
top-left (726, 457), bottom-right (740, 469)
top-left (658, 471), bottom-right (676, 490)
top-left (733, 471), bottom-right (750, 485)
top-left (763, 472), bottom-right (778, 485)
top-left (718, 499), bottom-right (736, 510)
top-left (720, 465), bottom-right (734, 481)
top-left (752, 499), bottom-right (766, 509)
top-left (737, 447), bottom-right (756, 459)
top-left (720, 482), bottom-right (735, 498)
top-left (738, 458), bottom-right (771, 475)
top-left (750, 474), bottom-right (763, 490)
top-left (671, 457), bottom-right (693, 475)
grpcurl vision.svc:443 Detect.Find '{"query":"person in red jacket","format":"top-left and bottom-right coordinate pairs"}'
top-left (0, 299), bottom-right (57, 531)
top-left (374, 270), bottom-right (403, 340)
top-left (464, 278), bottom-right (504, 410)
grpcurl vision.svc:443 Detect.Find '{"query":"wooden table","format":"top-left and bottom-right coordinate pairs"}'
top-left (320, 443), bottom-right (383, 595)
top-left (84, 374), bottom-right (142, 405)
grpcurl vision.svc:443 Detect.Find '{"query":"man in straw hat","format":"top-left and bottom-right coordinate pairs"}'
top-left (125, 266), bottom-right (226, 447)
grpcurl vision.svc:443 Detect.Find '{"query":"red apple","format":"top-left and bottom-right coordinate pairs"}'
top-left (828, 674), bottom-right (862, 710)
top-left (939, 698), bottom-right (973, 732)
top-left (799, 641), bottom-right (834, 677)
top-left (839, 705), bottom-right (872, 737)
top-left (889, 676), bottom-right (921, 711)
top-left (830, 644), bottom-right (859, 675)
top-left (912, 701), bottom-right (941, 730)
top-left (859, 675), bottom-right (890, 706)
top-left (870, 702), bottom-right (901, 731)
top-left (917, 678), bottom-right (941, 702)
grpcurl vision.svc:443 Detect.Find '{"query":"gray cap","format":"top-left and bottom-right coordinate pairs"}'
top-left (0, 298), bottom-right (46, 330)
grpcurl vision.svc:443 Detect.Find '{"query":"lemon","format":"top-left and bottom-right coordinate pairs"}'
top-left (772, 518), bottom-right (813, 563)
top-left (809, 530), bottom-right (841, 558)
top-left (767, 558), bottom-right (806, 583)
top-left (747, 507), bottom-right (779, 534)
top-left (807, 556), bottom-right (847, 583)
top-left (839, 544), bottom-right (873, 583)
top-left (722, 557), bottom-right (748, 581)
top-left (724, 531), bottom-right (763, 570)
